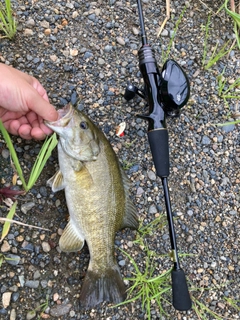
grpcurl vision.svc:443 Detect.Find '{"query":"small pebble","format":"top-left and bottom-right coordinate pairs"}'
top-left (147, 170), bottom-right (156, 180)
top-left (21, 202), bottom-right (35, 214)
top-left (161, 29), bottom-right (168, 36)
top-left (116, 37), bottom-right (125, 46)
top-left (10, 308), bottom-right (16, 320)
top-left (24, 28), bottom-right (34, 36)
top-left (26, 311), bottom-right (36, 320)
top-left (1, 241), bottom-right (11, 252)
top-left (5, 254), bottom-right (20, 266)
top-left (42, 241), bottom-right (51, 253)
top-left (1, 149), bottom-right (9, 159)
top-left (50, 304), bottom-right (72, 317)
top-left (25, 280), bottom-right (39, 289)
top-left (26, 18), bottom-right (35, 27)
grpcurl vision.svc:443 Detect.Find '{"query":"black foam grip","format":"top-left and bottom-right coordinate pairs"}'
top-left (171, 268), bottom-right (192, 311)
top-left (147, 129), bottom-right (169, 177)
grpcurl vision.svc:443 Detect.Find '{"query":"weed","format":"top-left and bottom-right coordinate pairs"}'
top-left (122, 159), bottom-right (135, 170)
top-left (216, 68), bottom-right (240, 117)
top-left (0, 252), bottom-right (18, 267)
top-left (224, 296), bottom-right (240, 311)
top-left (192, 294), bottom-right (224, 320)
top-left (161, 6), bottom-right (187, 63)
top-left (116, 245), bottom-right (172, 320)
top-left (115, 217), bottom-right (239, 319)
top-left (201, 14), bottom-right (211, 67)
top-left (124, 138), bottom-right (137, 149)
top-left (216, 119), bottom-right (240, 126)
top-left (0, 186), bottom-right (25, 204)
top-left (28, 295), bottom-right (49, 320)
top-left (0, 121), bottom-right (58, 192)
top-left (223, 0), bottom-right (240, 48)
top-left (0, 200), bottom-right (17, 242)
top-left (0, 0), bottom-right (16, 39)
top-left (205, 40), bottom-right (233, 70)
top-left (134, 215), bottom-right (168, 246)
top-left (201, 14), bottom-right (235, 70)
top-left (218, 75), bottom-right (240, 100)
top-left (0, 121), bottom-right (57, 240)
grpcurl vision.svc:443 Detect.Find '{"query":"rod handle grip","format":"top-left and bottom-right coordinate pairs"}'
top-left (171, 268), bottom-right (192, 311)
top-left (147, 129), bottom-right (169, 177)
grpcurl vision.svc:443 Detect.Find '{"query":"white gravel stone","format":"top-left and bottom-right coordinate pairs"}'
top-left (2, 292), bottom-right (12, 308)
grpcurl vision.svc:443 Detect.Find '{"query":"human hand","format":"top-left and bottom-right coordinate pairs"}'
top-left (0, 63), bottom-right (58, 140)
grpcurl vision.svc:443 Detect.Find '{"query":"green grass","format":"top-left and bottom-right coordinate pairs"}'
top-left (115, 216), bottom-right (239, 319)
top-left (28, 295), bottom-right (49, 320)
top-left (223, 0), bottom-right (240, 48)
top-left (161, 7), bottom-right (187, 63)
top-left (134, 215), bottom-right (168, 246)
top-left (0, 200), bottom-right (17, 242)
top-left (0, 122), bottom-right (58, 241)
top-left (0, 252), bottom-right (18, 267)
top-left (0, 0), bottom-right (16, 39)
top-left (122, 159), bottom-right (135, 171)
top-left (0, 121), bottom-right (58, 192)
top-left (217, 71), bottom-right (240, 100)
top-left (201, 14), bottom-right (234, 70)
top-left (116, 244), bottom-right (172, 320)
top-left (202, 14), bottom-right (211, 68)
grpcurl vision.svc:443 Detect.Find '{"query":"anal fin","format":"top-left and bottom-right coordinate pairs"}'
top-left (59, 219), bottom-right (85, 252)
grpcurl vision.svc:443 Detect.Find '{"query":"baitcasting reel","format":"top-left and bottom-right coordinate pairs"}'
top-left (124, 54), bottom-right (190, 118)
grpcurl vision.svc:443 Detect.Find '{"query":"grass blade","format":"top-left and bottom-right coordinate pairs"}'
top-left (0, 200), bottom-right (17, 242)
top-left (205, 40), bottom-right (231, 70)
top-left (224, 0), bottom-right (240, 48)
top-left (0, 121), bottom-right (27, 190)
top-left (26, 133), bottom-right (58, 191)
top-left (216, 120), bottom-right (240, 126)
top-left (0, 0), bottom-right (16, 39)
top-left (0, 218), bottom-right (51, 231)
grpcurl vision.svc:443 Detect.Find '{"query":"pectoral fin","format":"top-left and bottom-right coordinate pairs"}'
top-left (47, 170), bottom-right (65, 192)
top-left (59, 219), bottom-right (85, 252)
top-left (70, 159), bottom-right (83, 171)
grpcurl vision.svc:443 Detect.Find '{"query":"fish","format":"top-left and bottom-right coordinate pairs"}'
top-left (45, 103), bottom-right (138, 308)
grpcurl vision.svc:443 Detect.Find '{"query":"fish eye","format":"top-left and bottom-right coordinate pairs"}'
top-left (80, 121), bottom-right (88, 130)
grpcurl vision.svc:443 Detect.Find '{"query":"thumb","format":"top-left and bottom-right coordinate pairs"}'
top-left (27, 90), bottom-right (58, 122)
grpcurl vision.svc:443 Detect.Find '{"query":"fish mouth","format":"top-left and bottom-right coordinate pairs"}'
top-left (45, 103), bottom-right (74, 127)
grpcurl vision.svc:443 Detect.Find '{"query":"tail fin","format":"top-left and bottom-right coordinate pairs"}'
top-left (79, 267), bottom-right (127, 309)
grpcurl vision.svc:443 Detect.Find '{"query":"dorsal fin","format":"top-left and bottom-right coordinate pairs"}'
top-left (119, 167), bottom-right (139, 230)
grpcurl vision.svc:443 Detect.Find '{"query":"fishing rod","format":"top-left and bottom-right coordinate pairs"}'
top-left (124, 0), bottom-right (192, 311)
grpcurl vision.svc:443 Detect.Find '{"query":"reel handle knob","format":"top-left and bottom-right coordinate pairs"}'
top-left (124, 84), bottom-right (137, 101)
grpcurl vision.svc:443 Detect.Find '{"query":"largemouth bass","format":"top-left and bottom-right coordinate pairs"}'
top-left (45, 104), bottom-right (138, 308)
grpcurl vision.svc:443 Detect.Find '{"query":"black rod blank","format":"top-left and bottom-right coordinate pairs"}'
top-left (136, 0), bottom-right (147, 45)
top-left (161, 177), bottom-right (192, 311)
top-left (161, 177), bottom-right (180, 270)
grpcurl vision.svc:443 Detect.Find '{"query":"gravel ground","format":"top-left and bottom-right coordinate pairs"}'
top-left (0, 0), bottom-right (240, 319)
